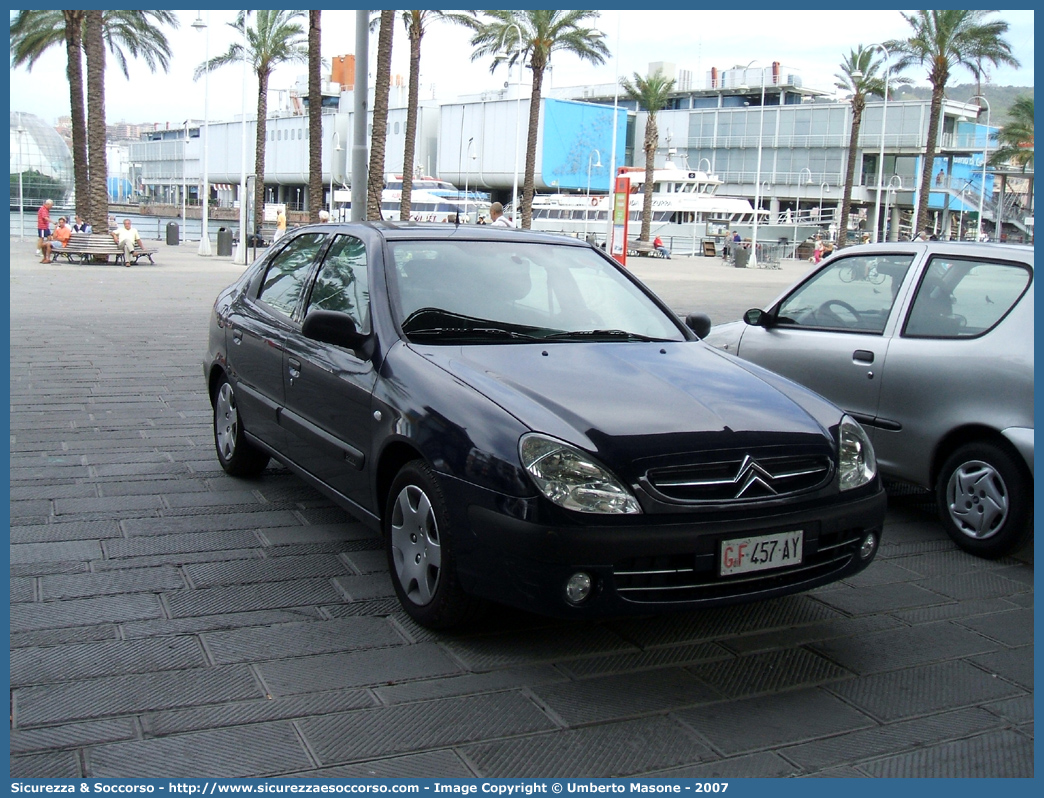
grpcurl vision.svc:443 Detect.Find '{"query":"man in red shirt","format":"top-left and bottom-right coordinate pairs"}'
top-left (37, 199), bottom-right (53, 262)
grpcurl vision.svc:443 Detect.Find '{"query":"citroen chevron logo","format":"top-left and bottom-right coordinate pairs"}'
top-left (734, 455), bottom-right (778, 498)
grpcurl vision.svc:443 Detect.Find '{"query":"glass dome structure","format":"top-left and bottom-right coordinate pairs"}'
top-left (10, 111), bottom-right (74, 207)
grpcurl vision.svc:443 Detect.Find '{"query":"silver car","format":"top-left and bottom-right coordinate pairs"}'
top-left (705, 242), bottom-right (1033, 559)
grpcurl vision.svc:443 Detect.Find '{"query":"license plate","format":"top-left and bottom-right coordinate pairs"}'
top-left (720, 530), bottom-right (803, 576)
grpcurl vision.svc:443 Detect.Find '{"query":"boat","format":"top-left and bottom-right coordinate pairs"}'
top-left (529, 160), bottom-right (755, 242)
top-left (333, 176), bottom-right (491, 224)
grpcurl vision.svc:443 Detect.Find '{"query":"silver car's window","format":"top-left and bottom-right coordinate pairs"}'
top-left (258, 233), bottom-right (327, 318)
top-left (388, 241), bottom-right (685, 343)
top-left (305, 234), bottom-right (370, 333)
top-left (904, 257), bottom-right (1031, 339)
top-left (775, 254), bottom-right (915, 333)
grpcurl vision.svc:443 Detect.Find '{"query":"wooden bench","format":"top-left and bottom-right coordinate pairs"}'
top-left (626, 240), bottom-right (668, 258)
top-left (51, 232), bottom-right (158, 266)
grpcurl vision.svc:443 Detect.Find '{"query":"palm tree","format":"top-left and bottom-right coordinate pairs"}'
top-left (886, 10), bottom-right (1018, 236)
top-left (196, 11), bottom-right (308, 232)
top-left (84, 11), bottom-right (108, 231)
top-left (308, 11), bottom-right (323, 223)
top-left (367, 11), bottom-right (395, 221)
top-left (832, 46), bottom-right (909, 247)
top-left (620, 70), bottom-right (675, 245)
top-left (399, 11), bottom-right (445, 221)
top-left (989, 95), bottom-right (1033, 171)
top-left (11, 10), bottom-right (177, 222)
top-left (456, 11), bottom-right (609, 228)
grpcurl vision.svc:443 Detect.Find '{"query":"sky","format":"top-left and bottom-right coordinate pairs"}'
top-left (9, 9), bottom-right (1036, 128)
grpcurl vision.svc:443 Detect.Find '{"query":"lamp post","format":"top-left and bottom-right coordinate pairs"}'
top-left (883, 175), bottom-right (902, 242)
top-left (697, 157), bottom-right (710, 173)
top-left (863, 43), bottom-right (889, 243)
top-left (819, 182), bottom-right (831, 230)
top-left (329, 129), bottom-right (341, 218)
top-left (182, 119), bottom-right (189, 229)
top-left (463, 137), bottom-right (476, 222)
top-left (743, 61), bottom-right (768, 268)
top-left (967, 94), bottom-right (991, 241)
top-left (16, 113), bottom-right (26, 239)
top-left (192, 12), bottom-right (212, 255)
top-left (604, 15), bottom-right (620, 252)
top-left (234, 10), bottom-right (249, 265)
top-left (584, 148), bottom-right (602, 240)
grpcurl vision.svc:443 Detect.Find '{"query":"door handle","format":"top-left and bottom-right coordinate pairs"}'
top-left (853, 349), bottom-right (874, 364)
top-left (288, 357), bottom-right (301, 384)
top-left (232, 328), bottom-right (243, 345)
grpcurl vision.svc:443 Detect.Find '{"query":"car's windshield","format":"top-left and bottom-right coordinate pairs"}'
top-left (388, 240), bottom-right (686, 344)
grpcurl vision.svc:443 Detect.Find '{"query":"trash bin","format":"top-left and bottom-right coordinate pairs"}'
top-left (733, 246), bottom-right (750, 269)
top-left (166, 221), bottom-right (179, 246)
top-left (216, 227), bottom-right (233, 257)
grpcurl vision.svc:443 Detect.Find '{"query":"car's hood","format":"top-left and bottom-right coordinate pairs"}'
top-left (702, 319), bottom-right (747, 355)
top-left (412, 340), bottom-right (840, 469)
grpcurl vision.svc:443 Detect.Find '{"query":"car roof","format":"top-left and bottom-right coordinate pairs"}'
top-left (296, 220), bottom-right (588, 246)
top-left (834, 241), bottom-right (1034, 267)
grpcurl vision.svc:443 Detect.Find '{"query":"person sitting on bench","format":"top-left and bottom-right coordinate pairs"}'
top-left (41, 216), bottom-right (72, 262)
top-left (653, 235), bottom-right (671, 259)
top-left (112, 218), bottom-right (143, 266)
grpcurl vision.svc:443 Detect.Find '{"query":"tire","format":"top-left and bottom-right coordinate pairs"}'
top-left (385, 460), bottom-right (483, 629)
top-left (212, 376), bottom-right (270, 477)
top-left (838, 264), bottom-right (856, 282)
top-left (936, 441), bottom-right (1031, 559)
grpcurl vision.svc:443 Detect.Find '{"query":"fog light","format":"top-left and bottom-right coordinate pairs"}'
top-left (564, 572), bottom-right (593, 605)
top-left (859, 533), bottom-right (877, 560)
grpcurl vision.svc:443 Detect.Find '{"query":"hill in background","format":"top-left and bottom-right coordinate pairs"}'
top-left (891, 83), bottom-right (1033, 126)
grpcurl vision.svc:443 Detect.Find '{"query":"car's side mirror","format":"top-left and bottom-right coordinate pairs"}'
top-left (301, 309), bottom-right (369, 352)
top-left (743, 308), bottom-right (769, 327)
top-left (685, 312), bottom-right (712, 339)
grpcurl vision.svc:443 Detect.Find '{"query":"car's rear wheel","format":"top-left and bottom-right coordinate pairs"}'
top-left (385, 460), bottom-right (483, 629)
top-left (936, 441), bottom-right (1031, 559)
top-left (213, 376), bottom-right (270, 476)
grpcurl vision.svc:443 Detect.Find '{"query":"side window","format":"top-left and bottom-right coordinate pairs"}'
top-left (904, 257), bottom-right (1031, 339)
top-left (776, 254), bottom-right (914, 333)
top-left (305, 234), bottom-right (370, 333)
top-left (257, 233), bottom-right (327, 317)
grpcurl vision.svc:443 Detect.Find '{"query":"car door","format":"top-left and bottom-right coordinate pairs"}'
top-left (735, 252), bottom-right (918, 437)
top-left (225, 232), bottom-right (331, 454)
top-left (280, 233), bottom-right (378, 514)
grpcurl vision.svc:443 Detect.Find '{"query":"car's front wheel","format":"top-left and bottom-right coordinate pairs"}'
top-left (936, 441), bottom-right (1031, 559)
top-left (213, 376), bottom-right (270, 477)
top-left (385, 460), bottom-right (483, 629)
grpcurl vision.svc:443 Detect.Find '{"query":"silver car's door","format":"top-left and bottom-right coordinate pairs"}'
top-left (735, 253), bottom-right (918, 437)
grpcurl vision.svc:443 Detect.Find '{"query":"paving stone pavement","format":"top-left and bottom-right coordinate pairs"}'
top-left (8, 236), bottom-right (1034, 778)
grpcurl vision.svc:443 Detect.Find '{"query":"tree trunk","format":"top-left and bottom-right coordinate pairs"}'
top-left (84, 11), bottom-right (109, 232)
top-left (521, 60), bottom-right (546, 230)
top-left (640, 115), bottom-right (657, 243)
top-left (916, 81), bottom-right (947, 236)
top-left (254, 68), bottom-right (270, 234)
top-left (837, 95), bottom-right (864, 248)
top-left (400, 17), bottom-right (422, 221)
top-left (63, 11), bottom-right (89, 219)
top-left (367, 11), bottom-right (394, 221)
top-left (308, 11), bottom-right (323, 223)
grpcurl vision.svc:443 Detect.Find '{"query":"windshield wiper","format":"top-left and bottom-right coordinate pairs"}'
top-left (542, 329), bottom-right (664, 342)
top-left (406, 326), bottom-right (541, 342)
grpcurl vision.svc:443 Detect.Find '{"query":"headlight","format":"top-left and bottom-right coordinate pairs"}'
top-left (838, 415), bottom-right (877, 491)
top-left (519, 433), bottom-right (641, 514)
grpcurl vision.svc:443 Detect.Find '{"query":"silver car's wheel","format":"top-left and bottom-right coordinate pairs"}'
top-left (390, 484), bottom-right (443, 606)
top-left (212, 376), bottom-right (270, 477)
top-left (384, 461), bottom-right (484, 629)
top-left (936, 442), bottom-right (1031, 559)
top-left (945, 459), bottom-right (1008, 539)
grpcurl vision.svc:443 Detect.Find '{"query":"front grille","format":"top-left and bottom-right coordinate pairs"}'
top-left (645, 453), bottom-right (832, 503)
top-left (612, 527), bottom-right (863, 603)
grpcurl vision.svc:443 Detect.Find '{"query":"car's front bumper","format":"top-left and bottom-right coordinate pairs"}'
top-left (445, 475), bottom-right (887, 619)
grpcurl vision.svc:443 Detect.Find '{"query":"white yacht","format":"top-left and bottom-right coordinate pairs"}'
top-left (333, 177), bottom-right (491, 224)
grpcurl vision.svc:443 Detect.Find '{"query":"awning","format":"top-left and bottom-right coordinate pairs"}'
top-left (212, 184), bottom-right (234, 191)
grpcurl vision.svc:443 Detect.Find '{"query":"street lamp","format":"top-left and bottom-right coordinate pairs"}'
top-left (329, 128), bottom-right (342, 218)
top-left (862, 43), bottom-right (889, 243)
top-left (584, 148), bottom-right (602, 239)
top-left (234, 10), bottom-right (249, 265)
top-left (463, 137), bottom-right (476, 222)
top-left (697, 157), bottom-right (711, 173)
top-left (741, 61), bottom-right (768, 268)
top-left (182, 119), bottom-right (189, 229)
top-left (192, 12), bottom-right (211, 256)
top-left (883, 175), bottom-right (902, 242)
top-left (967, 94), bottom-right (991, 241)
top-left (819, 182), bottom-right (831, 228)
top-left (16, 113), bottom-right (26, 239)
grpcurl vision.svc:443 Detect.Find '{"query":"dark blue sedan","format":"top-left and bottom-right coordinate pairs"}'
top-left (205, 223), bottom-right (886, 628)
